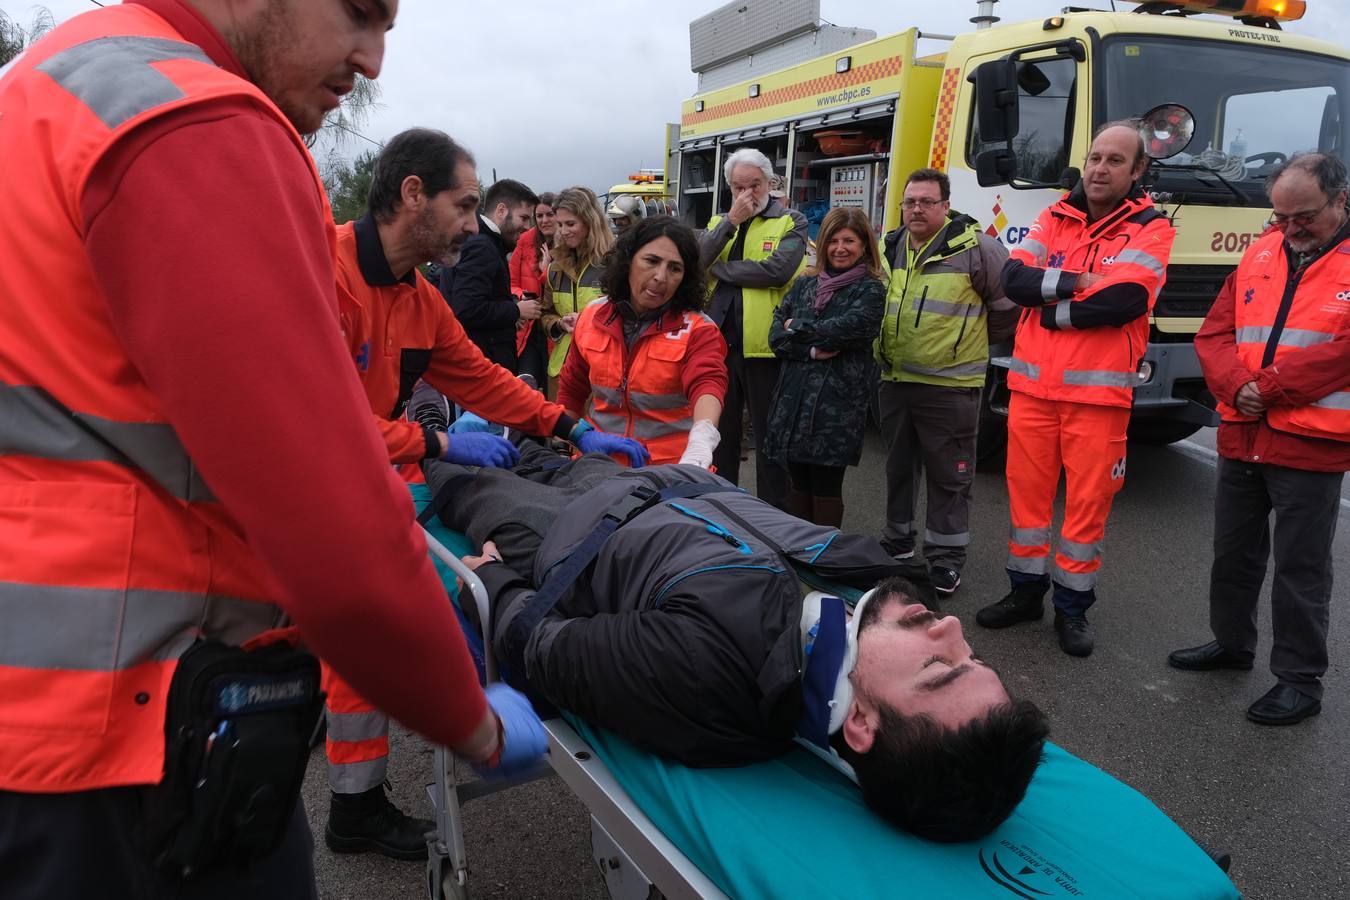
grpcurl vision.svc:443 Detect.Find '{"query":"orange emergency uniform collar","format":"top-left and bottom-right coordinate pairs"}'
top-left (354, 212), bottom-right (417, 287)
top-left (1052, 182), bottom-right (1153, 232)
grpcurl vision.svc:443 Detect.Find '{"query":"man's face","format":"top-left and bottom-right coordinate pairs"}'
top-left (413, 159), bottom-right (479, 267)
top-left (1082, 126), bottom-right (1145, 213)
top-left (535, 202), bottom-right (557, 237)
top-left (852, 597), bottom-right (1008, 732)
top-left (1270, 170), bottom-right (1347, 253)
top-left (228, 0), bottom-right (396, 136)
top-left (902, 179), bottom-right (949, 243)
top-left (495, 200), bottom-right (535, 250)
top-left (729, 164), bottom-right (769, 215)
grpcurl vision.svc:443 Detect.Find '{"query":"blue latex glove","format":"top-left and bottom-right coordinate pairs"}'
top-left (449, 411), bottom-right (503, 435)
top-left (474, 683), bottom-right (548, 778)
top-left (441, 432), bottom-right (520, 468)
top-left (578, 430), bottom-right (650, 468)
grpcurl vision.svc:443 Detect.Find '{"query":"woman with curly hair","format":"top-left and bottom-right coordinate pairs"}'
top-left (558, 216), bottom-right (728, 467)
top-left (763, 206), bottom-right (886, 526)
top-left (541, 186), bottom-right (614, 378)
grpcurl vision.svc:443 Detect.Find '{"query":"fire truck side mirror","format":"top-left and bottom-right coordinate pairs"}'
top-left (974, 59), bottom-right (1019, 144)
top-left (976, 148), bottom-right (1017, 187)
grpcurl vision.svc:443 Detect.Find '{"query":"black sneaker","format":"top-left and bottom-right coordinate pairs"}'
top-left (325, 784), bottom-right (435, 861)
top-left (1054, 611), bottom-right (1094, 657)
top-left (880, 539), bottom-right (915, 562)
top-left (975, 585), bottom-right (1045, 629)
top-left (931, 566), bottom-right (961, 595)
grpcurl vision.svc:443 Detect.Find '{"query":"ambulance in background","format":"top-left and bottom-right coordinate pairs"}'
top-left (668, 0), bottom-right (1350, 452)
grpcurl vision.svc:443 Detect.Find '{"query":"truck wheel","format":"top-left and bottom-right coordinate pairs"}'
top-left (1127, 417), bottom-right (1202, 445)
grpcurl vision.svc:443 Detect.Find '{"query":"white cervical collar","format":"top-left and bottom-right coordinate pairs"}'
top-left (824, 587), bottom-right (879, 736)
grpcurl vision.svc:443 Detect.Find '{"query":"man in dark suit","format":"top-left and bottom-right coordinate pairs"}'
top-left (440, 178), bottom-right (540, 371)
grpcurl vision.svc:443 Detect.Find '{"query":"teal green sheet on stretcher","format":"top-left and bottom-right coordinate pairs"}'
top-left (413, 485), bottom-right (1239, 900)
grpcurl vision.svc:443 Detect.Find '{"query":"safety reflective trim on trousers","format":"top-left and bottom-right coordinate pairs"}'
top-left (899, 360), bottom-right (989, 378)
top-left (628, 390), bottom-right (690, 412)
top-left (909, 297), bottom-right (979, 318)
top-left (35, 36), bottom-right (213, 130)
top-left (1054, 301), bottom-right (1074, 330)
top-left (1019, 238), bottom-right (1048, 265)
top-left (326, 708), bottom-right (389, 744)
top-left (1006, 555), bottom-right (1048, 575)
top-left (1010, 526), bottom-right (1050, 547)
top-left (328, 756), bottom-right (387, 794)
top-left (0, 580), bottom-right (283, 671)
top-left (0, 381), bottom-right (215, 502)
top-left (1056, 537), bottom-right (1101, 563)
top-left (1004, 356), bottom-right (1041, 381)
top-left (1062, 369), bottom-right (1136, 388)
top-left (1235, 326), bottom-right (1335, 349)
top-left (923, 528), bottom-right (970, 548)
top-left (1041, 268), bottom-right (1064, 301)
top-left (1113, 248), bottom-right (1166, 280)
top-left (1312, 391), bottom-right (1350, 411)
top-left (1054, 565), bottom-right (1098, 592)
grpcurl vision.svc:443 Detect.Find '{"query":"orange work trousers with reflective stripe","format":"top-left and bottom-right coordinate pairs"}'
top-left (1005, 393), bottom-right (1130, 614)
top-left (322, 663), bottom-right (389, 794)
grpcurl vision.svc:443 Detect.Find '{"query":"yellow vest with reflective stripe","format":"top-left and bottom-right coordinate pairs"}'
top-left (877, 218), bottom-right (991, 388)
top-left (547, 262), bottom-right (605, 377)
top-left (707, 213), bottom-right (805, 358)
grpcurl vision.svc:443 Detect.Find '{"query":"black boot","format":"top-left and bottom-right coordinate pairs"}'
top-left (1054, 610), bottom-right (1095, 657)
top-left (325, 784), bottom-right (435, 861)
top-left (976, 582), bottom-right (1046, 629)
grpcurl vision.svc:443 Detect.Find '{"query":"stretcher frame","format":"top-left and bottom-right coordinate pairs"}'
top-left (421, 528), bottom-right (729, 900)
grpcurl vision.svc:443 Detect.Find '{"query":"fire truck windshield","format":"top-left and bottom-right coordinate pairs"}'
top-left (1102, 35), bottom-right (1350, 207)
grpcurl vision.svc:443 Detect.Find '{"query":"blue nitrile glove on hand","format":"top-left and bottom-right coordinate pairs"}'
top-left (570, 420), bottom-right (650, 467)
top-left (474, 683), bottom-right (548, 779)
top-left (441, 432), bottom-right (520, 468)
top-left (449, 411), bottom-right (504, 435)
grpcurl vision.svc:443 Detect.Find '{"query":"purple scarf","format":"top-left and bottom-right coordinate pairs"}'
top-left (813, 262), bottom-right (869, 313)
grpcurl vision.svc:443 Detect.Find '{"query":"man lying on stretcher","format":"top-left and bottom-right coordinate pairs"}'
top-left (424, 442), bottom-right (1049, 842)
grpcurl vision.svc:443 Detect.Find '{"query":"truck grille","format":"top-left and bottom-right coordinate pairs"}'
top-left (1152, 264), bottom-right (1230, 343)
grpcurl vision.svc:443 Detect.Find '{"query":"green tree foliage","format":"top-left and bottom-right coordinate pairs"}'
top-left (323, 149), bottom-right (379, 225)
top-left (0, 7), bottom-right (54, 68)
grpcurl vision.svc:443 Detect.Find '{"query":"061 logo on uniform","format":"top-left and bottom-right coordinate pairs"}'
top-left (1111, 457), bottom-right (1127, 480)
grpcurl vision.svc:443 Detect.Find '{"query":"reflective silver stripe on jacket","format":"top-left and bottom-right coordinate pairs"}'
top-left (1041, 268), bottom-right (1064, 301)
top-left (899, 360), bottom-right (989, 378)
top-left (1312, 391), bottom-right (1350, 411)
top-left (1062, 369), bottom-right (1136, 388)
top-left (1056, 538), bottom-right (1101, 564)
top-left (325, 709), bottom-right (389, 744)
top-left (632, 418), bottom-right (690, 439)
top-left (0, 581), bottom-right (283, 671)
top-left (328, 756), bottom-right (386, 794)
top-left (1010, 526), bottom-right (1050, 547)
top-left (588, 409), bottom-right (628, 435)
top-left (1235, 326), bottom-right (1335, 349)
top-left (909, 297), bottom-right (979, 318)
top-left (1053, 566), bottom-right (1097, 591)
top-left (36, 36), bottom-right (213, 129)
top-left (1113, 248), bottom-right (1166, 280)
top-left (0, 380), bottom-right (215, 502)
top-left (1019, 238), bottom-right (1048, 266)
top-left (628, 390), bottom-right (689, 412)
top-left (1054, 302), bottom-right (1074, 330)
top-left (999, 356), bottom-right (1041, 381)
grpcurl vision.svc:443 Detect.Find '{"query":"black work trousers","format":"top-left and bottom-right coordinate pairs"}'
top-left (712, 349), bottom-right (788, 508)
top-left (1208, 457), bottom-right (1343, 700)
top-left (0, 788), bottom-right (317, 900)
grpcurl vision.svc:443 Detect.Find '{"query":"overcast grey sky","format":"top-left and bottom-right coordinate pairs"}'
top-left (5, 0), bottom-right (1349, 194)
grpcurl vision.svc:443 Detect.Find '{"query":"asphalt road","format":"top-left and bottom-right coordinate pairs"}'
top-left (303, 426), bottom-right (1349, 900)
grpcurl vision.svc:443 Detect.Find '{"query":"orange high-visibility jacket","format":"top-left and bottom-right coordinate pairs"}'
top-left (570, 300), bottom-right (723, 464)
top-left (0, 5), bottom-right (324, 791)
top-left (1005, 191), bottom-right (1176, 408)
top-left (1216, 229), bottom-right (1350, 442)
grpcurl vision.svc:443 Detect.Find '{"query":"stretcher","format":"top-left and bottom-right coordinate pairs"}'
top-left (412, 484), bottom-right (1239, 900)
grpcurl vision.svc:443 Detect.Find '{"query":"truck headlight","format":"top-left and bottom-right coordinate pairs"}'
top-left (1136, 361), bottom-right (1155, 385)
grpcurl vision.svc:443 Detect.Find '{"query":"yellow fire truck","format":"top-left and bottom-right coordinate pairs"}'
top-left (671, 0), bottom-right (1349, 449)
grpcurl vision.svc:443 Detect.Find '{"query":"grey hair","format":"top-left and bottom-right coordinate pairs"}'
top-left (723, 147), bottom-right (774, 184)
top-left (1266, 151), bottom-right (1349, 200)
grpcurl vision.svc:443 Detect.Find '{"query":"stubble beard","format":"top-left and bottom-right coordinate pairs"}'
top-left (228, 2), bottom-right (325, 135)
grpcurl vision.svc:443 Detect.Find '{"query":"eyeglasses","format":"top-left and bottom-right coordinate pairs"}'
top-left (1268, 199), bottom-right (1332, 229)
top-left (902, 198), bottom-right (945, 211)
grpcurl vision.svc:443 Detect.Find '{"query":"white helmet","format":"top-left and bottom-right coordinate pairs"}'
top-left (607, 194), bottom-right (646, 222)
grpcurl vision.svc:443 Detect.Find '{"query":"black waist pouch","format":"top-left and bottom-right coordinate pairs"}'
top-left (144, 639), bottom-right (324, 877)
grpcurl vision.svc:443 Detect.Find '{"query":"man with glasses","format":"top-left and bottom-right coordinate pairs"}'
top-left (975, 122), bottom-right (1175, 658)
top-left (876, 169), bottom-right (1014, 597)
top-left (1169, 152), bottom-right (1350, 726)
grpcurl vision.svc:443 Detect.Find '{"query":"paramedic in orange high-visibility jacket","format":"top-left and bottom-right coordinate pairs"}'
top-left (973, 121), bottom-right (1176, 659)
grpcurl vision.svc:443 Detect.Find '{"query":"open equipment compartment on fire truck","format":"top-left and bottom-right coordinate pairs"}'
top-left (670, 0), bottom-right (1350, 455)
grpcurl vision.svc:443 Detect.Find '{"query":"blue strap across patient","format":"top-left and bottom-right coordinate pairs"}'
top-left (501, 481), bottom-right (744, 668)
top-left (797, 595), bottom-right (846, 750)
